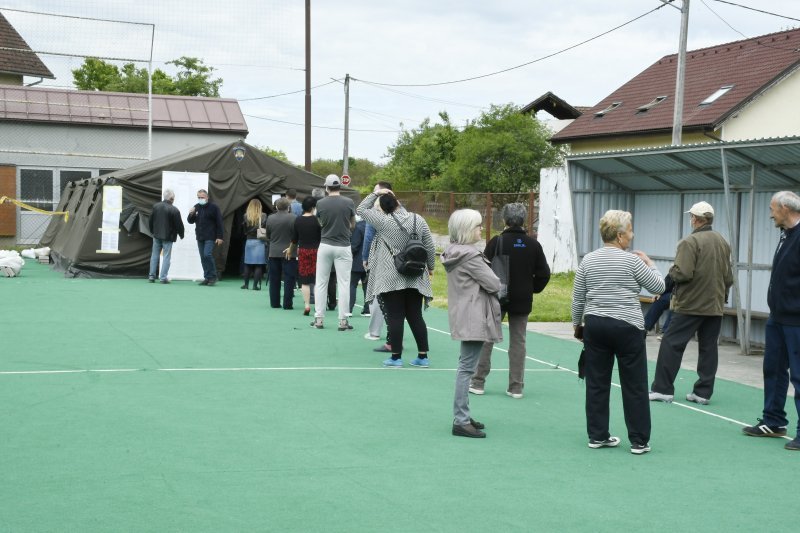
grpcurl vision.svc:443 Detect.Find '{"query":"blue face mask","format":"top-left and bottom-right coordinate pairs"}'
top-left (197, 198), bottom-right (208, 206)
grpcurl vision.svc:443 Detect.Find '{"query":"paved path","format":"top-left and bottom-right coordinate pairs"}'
top-left (526, 322), bottom-right (765, 389)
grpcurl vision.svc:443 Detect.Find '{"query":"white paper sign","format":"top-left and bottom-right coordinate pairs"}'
top-left (161, 171), bottom-right (209, 280)
top-left (97, 186), bottom-right (123, 253)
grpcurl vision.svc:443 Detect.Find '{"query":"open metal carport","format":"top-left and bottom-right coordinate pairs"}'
top-left (566, 136), bottom-right (800, 353)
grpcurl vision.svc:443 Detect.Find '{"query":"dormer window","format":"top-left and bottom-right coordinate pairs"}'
top-left (636, 96), bottom-right (667, 114)
top-left (594, 102), bottom-right (622, 118)
top-left (700, 85), bottom-right (733, 106)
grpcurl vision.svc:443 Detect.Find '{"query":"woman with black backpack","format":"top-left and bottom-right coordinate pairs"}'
top-left (356, 188), bottom-right (436, 368)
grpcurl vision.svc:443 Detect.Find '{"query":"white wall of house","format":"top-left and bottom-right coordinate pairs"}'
top-left (538, 165), bottom-right (577, 273)
top-left (2, 122), bottom-right (243, 244)
top-left (721, 69), bottom-right (800, 141)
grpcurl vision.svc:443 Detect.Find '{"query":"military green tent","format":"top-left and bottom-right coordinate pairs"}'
top-left (40, 140), bottom-right (359, 278)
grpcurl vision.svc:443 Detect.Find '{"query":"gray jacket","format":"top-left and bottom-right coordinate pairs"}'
top-left (441, 243), bottom-right (502, 343)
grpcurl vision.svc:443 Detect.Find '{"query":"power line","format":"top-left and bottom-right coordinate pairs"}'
top-left (709, 0), bottom-right (800, 23)
top-left (356, 81), bottom-right (485, 108)
top-left (352, 3), bottom-right (668, 87)
top-left (243, 113), bottom-right (400, 133)
top-left (238, 79), bottom-right (340, 102)
top-left (700, 0), bottom-right (748, 39)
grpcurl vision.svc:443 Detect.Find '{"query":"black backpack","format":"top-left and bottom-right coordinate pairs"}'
top-left (385, 213), bottom-right (428, 277)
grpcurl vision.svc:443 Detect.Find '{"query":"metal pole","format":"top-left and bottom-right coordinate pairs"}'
top-left (671, 0), bottom-right (690, 146)
top-left (342, 73), bottom-right (350, 176)
top-left (304, 0), bottom-right (311, 171)
top-left (147, 24), bottom-right (154, 160)
top-left (745, 165), bottom-right (756, 353)
top-left (720, 147), bottom-right (747, 354)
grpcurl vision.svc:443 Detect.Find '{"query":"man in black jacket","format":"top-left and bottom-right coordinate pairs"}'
top-left (470, 203), bottom-right (551, 399)
top-left (742, 191), bottom-right (800, 451)
top-left (148, 189), bottom-right (184, 283)
top-left (187, 189), bottom-right (224, 286)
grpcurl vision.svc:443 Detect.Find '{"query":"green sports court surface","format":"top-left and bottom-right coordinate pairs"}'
top-left (1, 262), bottom-right (796, 531)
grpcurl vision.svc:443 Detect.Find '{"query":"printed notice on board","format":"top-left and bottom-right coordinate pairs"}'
top-left (97, 185), bottom-right (122, 254)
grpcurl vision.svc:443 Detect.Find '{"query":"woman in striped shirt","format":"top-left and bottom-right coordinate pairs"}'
top-left (572, 209), bottom-right (664, 455)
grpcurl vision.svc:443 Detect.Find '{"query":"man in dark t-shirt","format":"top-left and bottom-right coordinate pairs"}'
top-left (312, 175), bottom-right (355, 331)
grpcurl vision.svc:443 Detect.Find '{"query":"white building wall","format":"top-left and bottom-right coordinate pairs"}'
top-left (721, 69), bottom-right (800, 140)
top-left (538, 165), bottom-right (577, 273)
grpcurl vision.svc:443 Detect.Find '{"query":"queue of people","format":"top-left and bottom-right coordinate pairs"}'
top-left (146, 184), bottom-right (800, 453)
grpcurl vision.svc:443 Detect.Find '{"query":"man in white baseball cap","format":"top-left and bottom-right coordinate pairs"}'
top-left (650, 200), bottom-right (733, 406)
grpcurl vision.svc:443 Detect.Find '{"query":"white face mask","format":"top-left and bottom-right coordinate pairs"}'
top-left (197, 198), bottom-right (208, 206)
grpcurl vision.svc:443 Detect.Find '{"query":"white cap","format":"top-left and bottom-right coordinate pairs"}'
top-left (324, 174), bottom-right (341, 187)
top-left (686, 201), bottom-right (714, 217)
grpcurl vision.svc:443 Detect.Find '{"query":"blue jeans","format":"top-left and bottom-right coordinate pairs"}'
top-left (148, 239), bottom-right (173, 281)
top-left (197, 240), bottom-right (217, 281)
top-left (762, 319), bottom-right (800, 431)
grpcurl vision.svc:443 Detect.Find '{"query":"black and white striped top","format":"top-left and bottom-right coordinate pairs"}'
top-left (357, 192), bottom-right (436, 305)
top-left (572, 246), bottom-right (665, 330)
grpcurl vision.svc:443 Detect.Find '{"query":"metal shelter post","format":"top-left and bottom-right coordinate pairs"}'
top-left (720, 148), bottom-right (747, 354)
top-left (745, 164), bottom-right (756, 352)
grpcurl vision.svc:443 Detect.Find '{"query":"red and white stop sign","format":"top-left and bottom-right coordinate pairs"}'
top-left (341, 174), bottom-right (351, 186)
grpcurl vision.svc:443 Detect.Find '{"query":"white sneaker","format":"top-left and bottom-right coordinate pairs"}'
top-left (685, 392), bottom-right (710, 405)
top-left (649, 391), bottom-right (673, 403)
top-left (588, 436), bottom-right (620, 449)
top-left (468, 387), bottom-right (485, 395)
top-left (505, 391), bottom-right (523, 399)
top-left (364, 333), bottom-right (381, 341)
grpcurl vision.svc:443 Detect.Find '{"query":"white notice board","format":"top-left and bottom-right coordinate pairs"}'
top-left (162, 171), bottom-right (208, 280)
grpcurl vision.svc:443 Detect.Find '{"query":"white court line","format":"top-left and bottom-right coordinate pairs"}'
top-left (427, 323), bottom-right (787, 437)
top-left (1, 322), bottom-right (782, 438)
top-left (0, 366), bottom-right (559, 375)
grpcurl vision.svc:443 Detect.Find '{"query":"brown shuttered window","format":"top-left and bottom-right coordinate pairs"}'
top-left (0, 166), bottom-right (16, 236)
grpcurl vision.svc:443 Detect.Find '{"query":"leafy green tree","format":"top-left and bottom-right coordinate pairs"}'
top-left (257, 146), bottom-right (292, 164)
top-left (445, 104), bottom-right (564, 193)
top-left (71, 56), bottom-right (222, 97)
top-left (310, 157), bottom-right (382, 189)
top-left (374, 112), bottom-right (460, 191)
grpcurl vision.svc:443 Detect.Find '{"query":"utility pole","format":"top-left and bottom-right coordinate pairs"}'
top-left (304, 0), bottom-right (311, 171)
top-left (342, 73), bottom-right (350, 176)
top-left (671, 0), bottom-right (690, 146)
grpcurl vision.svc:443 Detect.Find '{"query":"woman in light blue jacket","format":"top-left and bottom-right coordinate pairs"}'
top-left (441, 209), bottom-right (502, 438)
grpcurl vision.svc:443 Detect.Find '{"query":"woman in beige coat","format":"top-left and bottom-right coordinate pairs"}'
top-left (441, 209), bottom-right (502, 438)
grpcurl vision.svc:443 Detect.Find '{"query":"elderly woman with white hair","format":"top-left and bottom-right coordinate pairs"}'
top-left (572, 209), bottom-right (664, 455)
top-left (470, 202), bottom-right (550, 399)
top-left (441, 209), bottom-right (502, 438)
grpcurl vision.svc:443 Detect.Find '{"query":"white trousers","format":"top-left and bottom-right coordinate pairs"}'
top-left (314, 243), bottom-right (353, 320)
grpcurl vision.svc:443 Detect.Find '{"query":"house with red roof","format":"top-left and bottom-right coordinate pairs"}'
top-left (551, 28), bottom-right (800, 152)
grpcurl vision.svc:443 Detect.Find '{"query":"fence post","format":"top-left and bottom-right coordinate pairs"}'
top-left (418, 191), bottom-right (424, 214)
top-left (449, 192), bottom-right (455, 216)
top-left (485, 192), bottom-right (492, 241)
top-left (528, 191), bottom-right (536, 236)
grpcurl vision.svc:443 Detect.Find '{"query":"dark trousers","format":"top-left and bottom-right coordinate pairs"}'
top-left (268, 258), bottom-right (297, 309)
top-left (651, 313), bottom-right (722, 398)
top-left (197, 240), bottom-right (217, 281)
top-left (349, 271), bottom-right (367, 313)
top-left (583, 315), bottom-right (650, 445)
top-left (377, 289), bottom-right (429, 356)
top-left (762, 319), bottom-right (800, 431)
top-left (644, 292), bottom-right (672, 332)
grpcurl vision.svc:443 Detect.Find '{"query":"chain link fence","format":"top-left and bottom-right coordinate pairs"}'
top-left (392, 191), bottom-right (539, 240)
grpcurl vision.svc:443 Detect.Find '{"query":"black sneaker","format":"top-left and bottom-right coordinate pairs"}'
top-left (588, 436), bottom-right (620, 449)
top-left (469, 418), bottom-right (485, 430)
top-left (452, 423), bottom-right (486, 438)
top-left (742, 419), bottom-right (787, 437)
top-left (631, 443), bottom-right (651, 455)
top-left (785, 438), bottom-right (800, 451)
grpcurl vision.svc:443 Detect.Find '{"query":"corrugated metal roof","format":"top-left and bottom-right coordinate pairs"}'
top-left (0, 84), bottom-right (248, 133)
top-left (568, 136), bottom-right (800, 191)
top-left (552, 28), bottom-right (800, 142)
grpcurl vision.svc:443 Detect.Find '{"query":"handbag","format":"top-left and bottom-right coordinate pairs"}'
top-left (256, 215), bottom-right (267, 241)
top-left (490, 235), bottom-right (510, 306)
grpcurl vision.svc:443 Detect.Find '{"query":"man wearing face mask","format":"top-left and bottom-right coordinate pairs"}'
top-left (187, 188), bottom-right (224, 286)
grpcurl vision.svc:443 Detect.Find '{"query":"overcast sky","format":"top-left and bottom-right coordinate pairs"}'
top-left (3, 0), bottom-right (799, 165)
